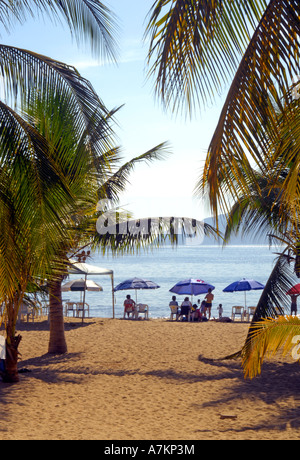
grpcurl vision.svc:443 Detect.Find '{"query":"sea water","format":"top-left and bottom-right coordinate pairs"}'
top-left (64, 244), bottom-right (293, 319)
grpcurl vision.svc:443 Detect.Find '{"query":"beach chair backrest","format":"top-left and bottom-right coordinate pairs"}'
top-left (0, 335), bottom-right (6, 360)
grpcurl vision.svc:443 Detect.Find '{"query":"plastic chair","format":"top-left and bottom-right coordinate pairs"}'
top-left (136, 303), bottom-right (149, 320)
top-left (0, 335), bottom-right (5, 360)
top-left (65, 302), bottom-right (77, 317)
top-left (76, 302), bottom-right (90, 318)
top-left (246, 306), bottom-right (256, 321)
top-left (169, 305), bottom-right (178, 321)
top-left (42, 302), bottom-right (49, 317)
top-left (231, 306), bottom-right (245, 321)
top-left (17, 303), bottom-right (35, 323)
top-left (123, 306), bottom-right (135, 319)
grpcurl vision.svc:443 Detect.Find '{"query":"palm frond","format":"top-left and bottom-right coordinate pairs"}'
top-left (93, 214), bottom-right (217, 255)
top-left (0, 0), bottom-right (118, 61)
top-left (242, 315), bottom-right (300, 379)
top-left (0, 45), bottom-right (111, 138)
top-left (145, 0), bottom-right (267, 115)
top-left (251, 255), bottom-right (296, 323)
top-left (0, 100), bottom-right (76, 300)
top-left (200, 0), bottom-right (300, 218)
top-left (98, 142), bottom-right (171, 202)
top-left (223, 167), bottom-right (289, 245)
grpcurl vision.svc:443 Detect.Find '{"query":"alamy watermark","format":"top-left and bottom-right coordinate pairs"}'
top-left (96, 199), bottom-right (205, 245)
top-left (291, 335), bottom-right (300, 361)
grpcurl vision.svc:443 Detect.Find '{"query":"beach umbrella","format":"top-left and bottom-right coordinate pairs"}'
top-left (223, 278), bottom-right (265, 308)
top-left (68, 259), bottom-right (115, 319)
top-left (62, 279), bottom-right (103, 292)
top-left (114, 277), bottom-right (160, 302)
top-left (169, 279), bottom-right (215, 301)
top-left (286, 284), bottom-right (300, 295)
top-left (62, 278), bottom-right (103, 308)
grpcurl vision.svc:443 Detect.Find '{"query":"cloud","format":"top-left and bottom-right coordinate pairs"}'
top-left (69, 59), bottom-right (106, 70)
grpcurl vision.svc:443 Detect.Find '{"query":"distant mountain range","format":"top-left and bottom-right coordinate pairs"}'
top-left (201, 214), bottom-right (269, 246)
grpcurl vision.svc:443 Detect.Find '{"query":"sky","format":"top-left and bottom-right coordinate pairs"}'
top-left (1, 0), bottom-right (227, 222)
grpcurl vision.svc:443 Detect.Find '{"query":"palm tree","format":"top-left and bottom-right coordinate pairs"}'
top-left (145, 0), bottom-right (300, 377)
top-left (145, 1), bottom-right (300, 223)
top-left (0, 100), bottom-right (77, 381)
top-left (0, 0), bottom-right (118, 382)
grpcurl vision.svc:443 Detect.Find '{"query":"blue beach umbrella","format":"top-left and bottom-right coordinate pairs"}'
top-left (114, 277), bottom-right (160, 302)
top-left (169, 279), bottom-right (215, 299)
top-left (223, 278), bottom-right (265, 308)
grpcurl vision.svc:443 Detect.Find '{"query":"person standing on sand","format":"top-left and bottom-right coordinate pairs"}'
top-left (217, 303), bottom-right (223, 319)
top-left (204, 288), bottom-right (214, 320)
top-left (290, 293), bottom-right (299, 316)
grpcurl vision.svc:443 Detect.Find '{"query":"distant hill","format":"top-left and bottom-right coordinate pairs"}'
top-left (201, 214), bottom-right (269, 246)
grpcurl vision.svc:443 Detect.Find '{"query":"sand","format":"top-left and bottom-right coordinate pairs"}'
top-left (1, 317), bottom-right (300, 440)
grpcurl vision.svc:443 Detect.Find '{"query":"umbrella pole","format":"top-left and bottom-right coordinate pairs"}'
top-left (82, 274), bottom-right (87, 323)
top-left (111, 273), bottom-right (115, 319)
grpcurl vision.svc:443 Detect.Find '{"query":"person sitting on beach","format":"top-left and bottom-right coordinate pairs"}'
top-left (123, 294), bottom-right (135, 319)
top-left (180, 297), bottom-right (192, 321)
top-left (204, 288), bottom-right (214, 320)
top-left (213, 316), bottom-right (232, 323)
top-left (169, 295), bottom-right (179, 320)
top-left (191, 304), bottom-right (201, 322)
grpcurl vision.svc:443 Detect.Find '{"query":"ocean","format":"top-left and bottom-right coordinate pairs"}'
top-left (64, 244), bottom-right (294, 319)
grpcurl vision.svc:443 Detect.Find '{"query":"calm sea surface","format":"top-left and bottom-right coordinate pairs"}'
top-left (63, 244), bottom-right (293, 319)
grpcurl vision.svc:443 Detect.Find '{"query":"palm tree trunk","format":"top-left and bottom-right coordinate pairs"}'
top-left (2, 305), bottom-right (22, 383)
top-left (4, 337), bottom-right (21, 383)
top-left (48, 274), bottom-right (67, 354)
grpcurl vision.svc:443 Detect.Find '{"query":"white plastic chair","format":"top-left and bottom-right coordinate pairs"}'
top-left (65, 302), bottom-right (77, 317)
top-left (76, 302), bottom-right (90, 318)
top-left (136, 303), bottom-right (149, 320)
top-left (246, 306), bottom-right (256, 321)
top-left (231, 306), bottom-right (245, 321)
top-left (42, 302), bottom-right (49, 317)
top-left (169, 305), bottom-right (178, 321)
top-left (17, 303), bottom-right (35, 323)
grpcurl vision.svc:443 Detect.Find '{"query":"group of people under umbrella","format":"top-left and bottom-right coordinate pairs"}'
top-left (62, 268), bottom-right (300, 320)
top-left (113, 277), bottom-right (268, 321)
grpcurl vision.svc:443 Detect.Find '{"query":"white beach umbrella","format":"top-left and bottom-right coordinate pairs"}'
top-left (61, 279), bottom-right (103, 292)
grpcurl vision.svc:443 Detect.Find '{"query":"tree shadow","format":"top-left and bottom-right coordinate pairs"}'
top-left (1, 344), bottom-right (300, 437)
top-left (0, 320), bottom-right (97, 333)
top-left (195, 355), bottom-right (300, 435)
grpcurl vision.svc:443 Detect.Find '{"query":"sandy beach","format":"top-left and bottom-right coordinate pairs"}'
top-left (1, 317), bottom-right (300, 440)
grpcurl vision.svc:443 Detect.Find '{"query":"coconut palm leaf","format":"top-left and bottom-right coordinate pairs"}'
top-left (242, 315), bottom-right (300, 379)
top-left (0, 45), bottom-right (111, 135)
top-left (145, 0), bottom-right (267, 114)
top-left (0, 0), bottom-right (118, 61)
top-left (98, 142), bottom-right (171, 201)
top-left (223, 165), bottom-right (290, 246)
top-left (199, 0), bottom-right (300, 217)
top-left (0, 100), bottom-right (76, 301)
top-left (252, 255), bottom-right (296, 322)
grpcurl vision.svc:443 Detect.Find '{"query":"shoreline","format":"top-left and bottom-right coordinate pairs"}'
top-left (0, 317), bottom-right (299, 440)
